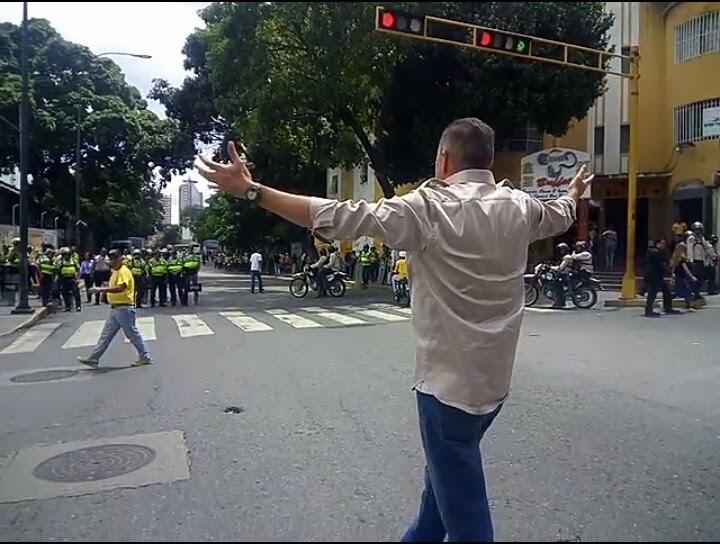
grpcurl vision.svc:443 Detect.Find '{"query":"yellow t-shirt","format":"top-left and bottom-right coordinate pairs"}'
top-left (672, 221), bottom-right (687, 235)
top-left (393, 259), bottom-right (408, 280)
top-left (107, 265), bottom-right (135, 306)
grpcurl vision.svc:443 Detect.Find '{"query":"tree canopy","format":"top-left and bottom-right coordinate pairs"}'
top-left (153, 2), bottom-right (613, 201)
top-left (0, 18), bottom-right (193, 244)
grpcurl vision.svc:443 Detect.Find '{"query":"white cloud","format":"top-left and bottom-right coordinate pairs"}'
top-left (0, 2), bottom-right (214, 223)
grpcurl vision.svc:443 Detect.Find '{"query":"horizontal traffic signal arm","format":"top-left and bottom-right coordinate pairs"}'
top-left (375, 6), bottom-right (631, 79)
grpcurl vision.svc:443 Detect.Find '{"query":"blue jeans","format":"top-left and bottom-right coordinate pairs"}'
top-left (89, 307), bottom-right (150, 362)
top-left (403, 392), bottom-right (502, 543)
top-left (251, 270), bottom-right (263, 293)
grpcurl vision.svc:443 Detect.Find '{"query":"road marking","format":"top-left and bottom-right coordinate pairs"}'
top-left (125, 317), bottom-right (156, 342)
top-left (357, 309), bottom-right (409, 322)
top-left (370, 303), bottom-right (412, 316)
top-left (1, 322), bottom-right (60, 355)
top-left (394, 307), bottom-right (413, 316)
top-left (171, 315), bottom-right (213, 337)
top-left (335, 304), bottom-right (366, 312)
top-left (61, 320), bottom-right (105, 349)
top-left (220, 311), bottom-right (273, 332)
top-left (523, 307), bottom-right (557, 314)
top-left (265, 309), bottom-right (323, 329)
top-left (306, 310), bottom-right (366, 326)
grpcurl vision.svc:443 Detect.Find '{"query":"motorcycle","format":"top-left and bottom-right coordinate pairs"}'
top-left (289, 267), bottom-right (347, 298)
top-left (393, 278), bottom-right (410, 307)
top-left (524, 263), bottom-right (601, 309)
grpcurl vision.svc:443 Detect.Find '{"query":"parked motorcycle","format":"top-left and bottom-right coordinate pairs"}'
top-left (524, 263), bottom-right (601, 309)
top-left (289, 267), bottom-right (347, 298)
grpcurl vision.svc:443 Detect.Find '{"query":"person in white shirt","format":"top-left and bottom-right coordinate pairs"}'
top-left (249, 249), bottom-right (263, 293)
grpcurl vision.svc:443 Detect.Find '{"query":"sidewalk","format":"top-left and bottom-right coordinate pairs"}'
top-left (0, 299), bottom-right (48, 337)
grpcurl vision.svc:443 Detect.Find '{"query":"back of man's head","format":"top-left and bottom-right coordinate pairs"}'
top-left (437, 118), bottom-right (495, 178)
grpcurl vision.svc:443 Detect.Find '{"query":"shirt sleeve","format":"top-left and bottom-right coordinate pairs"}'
top-left (526, 195), bottom-right (577, 243)
top-left (310, 191), bottom-right (433, 251)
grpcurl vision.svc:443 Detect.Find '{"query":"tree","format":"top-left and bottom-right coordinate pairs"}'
top-left (160, 225), bottom-right (182, 246)
top-left (0, 19), bottom-right (193, 244)
top-left (154, 2), bottom-right (613, 197)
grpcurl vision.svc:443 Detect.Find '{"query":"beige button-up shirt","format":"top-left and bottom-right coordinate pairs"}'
top-left (310, 169), bottom-right (576, 413)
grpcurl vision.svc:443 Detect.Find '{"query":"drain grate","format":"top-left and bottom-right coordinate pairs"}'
top-left (10, 369), bottom-right (79, 383)
top-left (33, 444), bottom-right (157, 482)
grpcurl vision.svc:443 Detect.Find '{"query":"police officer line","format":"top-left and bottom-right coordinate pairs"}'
top-left (0, 303), bottom-right (413, 355)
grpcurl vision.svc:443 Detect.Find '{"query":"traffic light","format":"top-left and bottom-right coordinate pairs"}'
top-left (375, 7), bottom-right (425, 35)
top-left (475, 30), bottom-right (531, 55)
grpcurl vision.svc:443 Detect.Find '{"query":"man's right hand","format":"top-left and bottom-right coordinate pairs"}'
top-left (567, 164), bottom-right (594, 202)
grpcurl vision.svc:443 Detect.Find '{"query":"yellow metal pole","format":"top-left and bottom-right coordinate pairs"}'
top-left (620, 47), bottom-right (640, 299)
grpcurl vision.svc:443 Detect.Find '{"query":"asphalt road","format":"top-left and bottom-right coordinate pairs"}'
top-left (0, 269), bottom-right (718, 542)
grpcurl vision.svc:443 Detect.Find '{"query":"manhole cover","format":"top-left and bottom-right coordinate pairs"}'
top-left (33, 444), bottom-right (157, 482)
top-left (10, 369), bottom-right (79, 383)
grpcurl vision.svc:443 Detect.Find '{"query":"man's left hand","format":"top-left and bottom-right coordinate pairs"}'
top-left (196, 141), bottom-right (253, 198)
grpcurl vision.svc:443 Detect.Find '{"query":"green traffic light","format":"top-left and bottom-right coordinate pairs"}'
top-left (516, 40), bottom-right (527, 53)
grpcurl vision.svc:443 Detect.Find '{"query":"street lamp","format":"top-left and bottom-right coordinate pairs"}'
top-left (12, 1), bottom-right (31, 314)
top-left (12, 204), bottom-right (19, 230)
top-left (40, 210), bottom-right (47, 229)
top-left (73, 50), bottom-right (152, 248)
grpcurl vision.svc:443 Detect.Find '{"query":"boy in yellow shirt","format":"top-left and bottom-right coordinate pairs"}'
top-left (77, 249), bottom-right (152, 368)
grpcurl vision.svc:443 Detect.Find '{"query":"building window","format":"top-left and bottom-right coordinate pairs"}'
top-left (621, 46), bottom-right (631, 75)
top-left (359, 161), bottom-right (369, 185)
top-left (594, 126), bottom-right (604, 155)
top-left (673, 97), bottom-right (720, 146)
top-left (496, 123), bottom-right (543, 153)
top-left (330, 174), bottom-right (339, 195)
top-left (620, 124), bottom-right (630, 154)
top-left (675, 10), bottom-right (720, 62)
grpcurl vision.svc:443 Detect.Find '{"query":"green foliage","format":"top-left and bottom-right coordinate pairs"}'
top-left (0, 19), bottom-right (193, 244)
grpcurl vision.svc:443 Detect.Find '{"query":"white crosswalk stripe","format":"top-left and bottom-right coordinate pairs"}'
top-left (62, 320), bottom-right (105, 349)
top-left (394, 307), bottom-right (412, 316)
top-left (301, 308), bottom-right (366, 326)
top-left (1, 322), bottom-right (60, 354)
top-left (125, 316), bottom-right (156, 342)
top-left (220, 311), bottom-right (273, 332)
top-left (265, 309), bottom-right (323, 329)
top-left (356, 309), bottom-right (409, 322)
top-left (369, 303), bottom-right (412, 316)
top-left (171, 314), bottom-right (213, 337)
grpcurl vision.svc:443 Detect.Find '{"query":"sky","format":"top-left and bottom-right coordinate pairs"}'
top-left (0, 1), bottom-right (212, 224)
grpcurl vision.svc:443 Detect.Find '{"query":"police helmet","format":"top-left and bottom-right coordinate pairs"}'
top-left (133, 249), bottom-right (141, 256)
top-left (398, 251), bottom-right (407, 258)
top-left (692, 221), bottom-right (704, 233)
top-left (556, 242), bottom-right (570, 255)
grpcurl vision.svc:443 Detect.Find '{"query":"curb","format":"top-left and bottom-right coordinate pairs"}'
top-left (604, 298), bottom-right (707, 309)
top-left (0, 306), bottom-right (49, 337)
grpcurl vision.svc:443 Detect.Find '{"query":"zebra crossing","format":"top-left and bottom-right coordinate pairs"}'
top-left (0, 303), bottom-right (412, 355)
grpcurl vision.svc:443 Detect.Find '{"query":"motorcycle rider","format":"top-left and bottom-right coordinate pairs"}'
top-left (310, 248), bottom-right (329, 297)
top-left (572, 241), bottom-right (594, 274)
top-left (550, 242), bottom-right (572, 308)
top-left (392, 250), bottom-right (409, 296)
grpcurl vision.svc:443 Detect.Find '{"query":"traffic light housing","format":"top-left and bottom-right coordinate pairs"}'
top-left (476, 30), bottom-right (531, 55)
top-left (375, 7), bottom-right (425, 35)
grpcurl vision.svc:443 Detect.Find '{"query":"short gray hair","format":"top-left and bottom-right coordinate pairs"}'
top-left (439, 118), bottom-right (495, 170)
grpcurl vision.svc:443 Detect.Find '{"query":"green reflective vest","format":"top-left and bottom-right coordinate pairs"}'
top-left (167, 257), bottom-right (184, 275)
top-left (130, 258), bottom-right (146, 277)
top-left (368, 251), bottom-right (379, 264)
top-left (149, 258), bottom-right (168, 277)
top-left (359, 251), bottom-right (371, 265)
top-left (59, 259), bottom-right (78, 278)
top-left (183, 256), bottom-right (200, 271)
top-left (38, 255), bottom-right (56, 276)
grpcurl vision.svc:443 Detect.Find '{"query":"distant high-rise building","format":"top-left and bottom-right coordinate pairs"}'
top-left (179, 180), bottom-right (203, 212)
top-left (160, 195), bottom-right (172, 225)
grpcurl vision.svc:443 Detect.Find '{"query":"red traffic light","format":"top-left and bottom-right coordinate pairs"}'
top-left (381, 12), bottom-right (395, 29)
top-left (376, 8), bottom-right (425, 35)
top-left (479, 31), bottom-right (492, 47)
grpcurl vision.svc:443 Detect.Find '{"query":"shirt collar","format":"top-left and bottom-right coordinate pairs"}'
top-left (443, 169), bottom-right (496, 187)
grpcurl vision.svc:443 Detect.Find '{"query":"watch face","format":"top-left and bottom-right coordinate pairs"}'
top-left (246, 187), bottom-right (259, 201)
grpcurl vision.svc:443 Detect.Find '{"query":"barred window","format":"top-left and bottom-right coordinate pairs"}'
top-left (675, 11), bottom-right (720, 62)
top-left (673, 97), bottom-right (720, 146)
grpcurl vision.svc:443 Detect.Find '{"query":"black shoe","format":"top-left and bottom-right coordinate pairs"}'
top-left (644, 311), bottom-right (662, 317)
top-left (94, 302), bottom-right (100, 306)
top-left (64, 308), bottom-right (71, 312)
top-left (665, 309), bottom-right (681, 315)
top-left (76, 307), bottom-right (82, 312)
top-left (260, 289), bottom-right (265, 293)
top-left (159, 303), bottom-right (167, 307)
